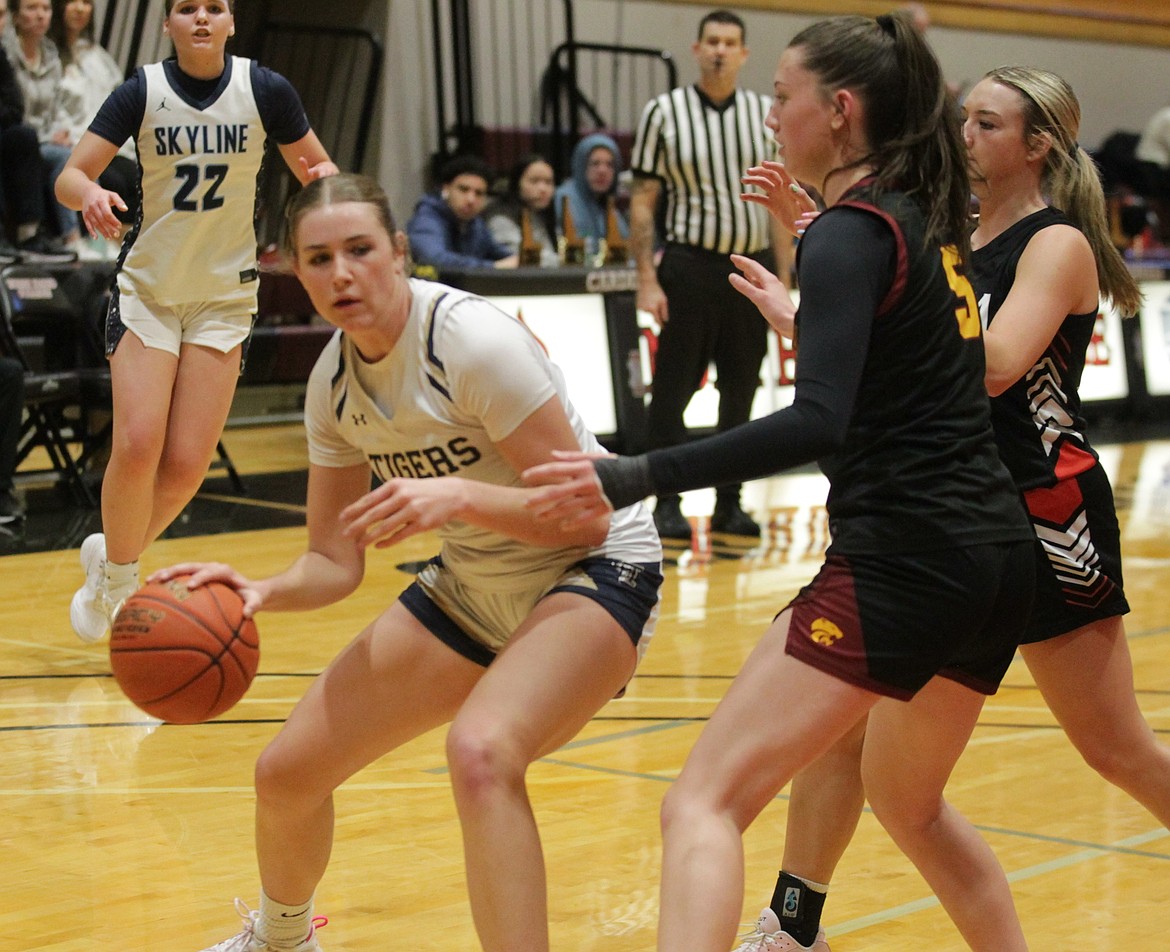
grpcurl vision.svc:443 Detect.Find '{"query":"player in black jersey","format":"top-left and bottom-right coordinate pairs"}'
top-left (703, 65), bottom-right (1170, 952)
top-left (967, 52), bottom-right (1170, 871)
top-left (525, 14), bottom-right (1035, 952)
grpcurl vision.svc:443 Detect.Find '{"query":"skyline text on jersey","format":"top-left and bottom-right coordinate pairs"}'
top-left (154, 124), bottom-right (251, 156)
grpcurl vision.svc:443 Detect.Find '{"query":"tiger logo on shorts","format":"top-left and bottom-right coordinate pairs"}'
top-left (809, 617), bottom-right (844, 647)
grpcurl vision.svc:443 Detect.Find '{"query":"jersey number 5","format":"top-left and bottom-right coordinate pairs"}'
top-left (173, 163), bottom-right (228, 212)
top-left (940, 245), bottom-right (981, 339)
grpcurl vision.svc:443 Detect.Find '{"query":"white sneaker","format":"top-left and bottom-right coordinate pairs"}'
top-left (200, 899), bottom-right (327, 951)
top-left (732, 908), bottom-right (830, 952)
top-left (69, 534), bottom-right (109, 643)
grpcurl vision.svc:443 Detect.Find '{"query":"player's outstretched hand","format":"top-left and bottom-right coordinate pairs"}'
top-left (522, 450), bottom-right (616, 526)
top-left (341, 477), bottom-right (470, 550)
top-left (300, 156), bottom-right (341, 181)
top-left (729, 253), bottom-right (796, 338)
top-left (741, 160), bottom-right (817, 236)
top-left (147, 563), bottom-right (264, 618)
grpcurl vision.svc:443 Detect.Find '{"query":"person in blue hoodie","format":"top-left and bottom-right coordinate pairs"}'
top-left (554, 133), bottom-right (628, 254)
top-left (406, 155), bottom-right (518, 271)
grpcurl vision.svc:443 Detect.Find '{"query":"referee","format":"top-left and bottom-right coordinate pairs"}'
top-left (630, 8), bottom-right (781, 541)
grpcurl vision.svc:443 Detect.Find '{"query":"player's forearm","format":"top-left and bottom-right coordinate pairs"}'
top-left (463, 480), bottom-right (610, 548)
top-left (55, 167), bottom-right (99, 212)
top-left (253, 549), bottom-right (364, 612)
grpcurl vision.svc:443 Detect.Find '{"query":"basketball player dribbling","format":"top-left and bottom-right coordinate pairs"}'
top-left (54, 0), bottom-right (338, 644)
top-left (148, 172), bottom-right (663, 951)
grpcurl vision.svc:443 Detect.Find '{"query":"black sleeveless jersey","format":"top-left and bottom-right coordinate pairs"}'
top-left (813, 187), bottom-right (1030, 552)
top-left (643, 184), bottom-right (1032, 554)
top-left (971, 207), bottom-right (1101, 491)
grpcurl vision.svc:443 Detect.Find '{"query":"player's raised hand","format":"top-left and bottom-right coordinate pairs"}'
top-left (300, 156), bottom-right (341, 181)
top-left (729, 253), bottom-right (796, 338)
top-left (741, 160), bottom-right (817, 236)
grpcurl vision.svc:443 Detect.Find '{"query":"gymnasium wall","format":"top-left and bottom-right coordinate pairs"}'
top-left (369, 1), bottom-right (1170, 220)
top-left (83, 1), bottom-right (1170, 219)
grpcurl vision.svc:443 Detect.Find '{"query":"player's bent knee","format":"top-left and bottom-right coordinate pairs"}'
top-left (446, 725), bottom-right (526, 802)
top-left (660, 781), bottom-right (711, 837)
top-left (254, 741), bottom-right (325, 806)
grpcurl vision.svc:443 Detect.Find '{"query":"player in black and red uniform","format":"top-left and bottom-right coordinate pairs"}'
top-left (524, 13), bottom-right (1035, 952)
top-left (700, 65), bottom-right (1170, 952)
top-left (969, 65), bottom-right (1170, 830)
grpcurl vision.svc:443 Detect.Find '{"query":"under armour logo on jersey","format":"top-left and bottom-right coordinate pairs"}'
top-left (156, 97), bottom-right (171, 111)
top-left (351, 413), bottom-right (368, 426)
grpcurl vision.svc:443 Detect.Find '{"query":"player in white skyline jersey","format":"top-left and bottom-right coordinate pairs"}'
top-left (148, 172), bottom-right (662, 952)
top-left (55, 0), bottom-right (338, 644)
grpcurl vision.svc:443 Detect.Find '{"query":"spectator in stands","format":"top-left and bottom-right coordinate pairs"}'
top-left (0, 0), bottom-right (73, 262)
top-left (487, 153), bottom-right (561, 266)
top-left (3, 0), bottom-right (82, 252)
top-left (1137, 105), bottom-right (1170, 172)
top-left (1135, 103), bottom-right (1170, 238)
top-left (0, 353), bottom-right (24, 524)
top-left (48, 0), bottom-right (135, 256)
top-left (406, 155), bottom-right (517, 271)
top-left (554, 133), bottom-right (627, 255)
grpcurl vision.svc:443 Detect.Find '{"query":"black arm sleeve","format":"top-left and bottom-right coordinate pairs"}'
top-left (599, 208), bottom-right (896, 509)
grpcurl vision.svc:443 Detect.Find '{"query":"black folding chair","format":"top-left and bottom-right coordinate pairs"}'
top-left (1, 264), bottom-right (246, 496)
top-left (0, 266), bottom-right (96, 506)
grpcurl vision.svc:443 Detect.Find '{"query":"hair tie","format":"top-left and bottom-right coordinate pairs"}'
top-left (875, 14), bottom-right (896, 36)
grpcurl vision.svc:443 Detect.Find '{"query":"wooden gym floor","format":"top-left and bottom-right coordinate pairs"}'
top-left (2, 421), bottom-right (1168, 951)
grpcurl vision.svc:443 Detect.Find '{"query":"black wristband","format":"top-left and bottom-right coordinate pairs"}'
top-left (594, 454), bottom-right (654, 511)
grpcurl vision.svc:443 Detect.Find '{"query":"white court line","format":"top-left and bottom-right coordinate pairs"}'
top-left (828, 827), bottom-right (1170, 939)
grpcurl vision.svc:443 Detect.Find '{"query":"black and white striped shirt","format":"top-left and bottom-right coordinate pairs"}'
top-left (630, 85), bottom-right (775, 255)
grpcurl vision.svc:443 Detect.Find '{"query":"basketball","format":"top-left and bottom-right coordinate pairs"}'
top-left (109, 576), bottom-right (260, 724)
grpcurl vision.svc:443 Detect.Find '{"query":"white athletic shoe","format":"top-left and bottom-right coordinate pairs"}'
top-left (200, 899), bottom-right (327, 951)
top-left (732, 908), bottom-right (830, 952)
top-left (69, 533), bottom-right (109, 643)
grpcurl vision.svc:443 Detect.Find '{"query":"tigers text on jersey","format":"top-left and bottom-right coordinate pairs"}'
top-left (305, 279), bottom-right (661, 594)
top-left (124, 57), bottom-right (269, 307)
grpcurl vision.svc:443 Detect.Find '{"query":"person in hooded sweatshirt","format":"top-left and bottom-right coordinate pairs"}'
top-left (554, 132), bottom-right (628, 255)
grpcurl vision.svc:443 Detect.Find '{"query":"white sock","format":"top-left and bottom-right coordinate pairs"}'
top-left (257, 892), bottom-right (315, 948)
top-left (16, 223), bottom-right (37, 242)
top-left (104, 560), bottom-right (140, 600)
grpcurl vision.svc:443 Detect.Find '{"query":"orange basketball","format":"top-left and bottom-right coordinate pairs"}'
top-left (109, 576), bottom-right (260, 724)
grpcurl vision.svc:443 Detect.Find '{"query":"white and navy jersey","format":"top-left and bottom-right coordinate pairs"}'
top-left (630, 85), bottom-right (775, 255)
top-left (89, 57), bottom-right (310, 307)
top-left (305, 279), bottom-right (662, 593)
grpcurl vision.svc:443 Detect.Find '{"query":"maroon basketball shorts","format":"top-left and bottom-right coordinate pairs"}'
top-left (783, 539), bottom-right (1036, 700)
